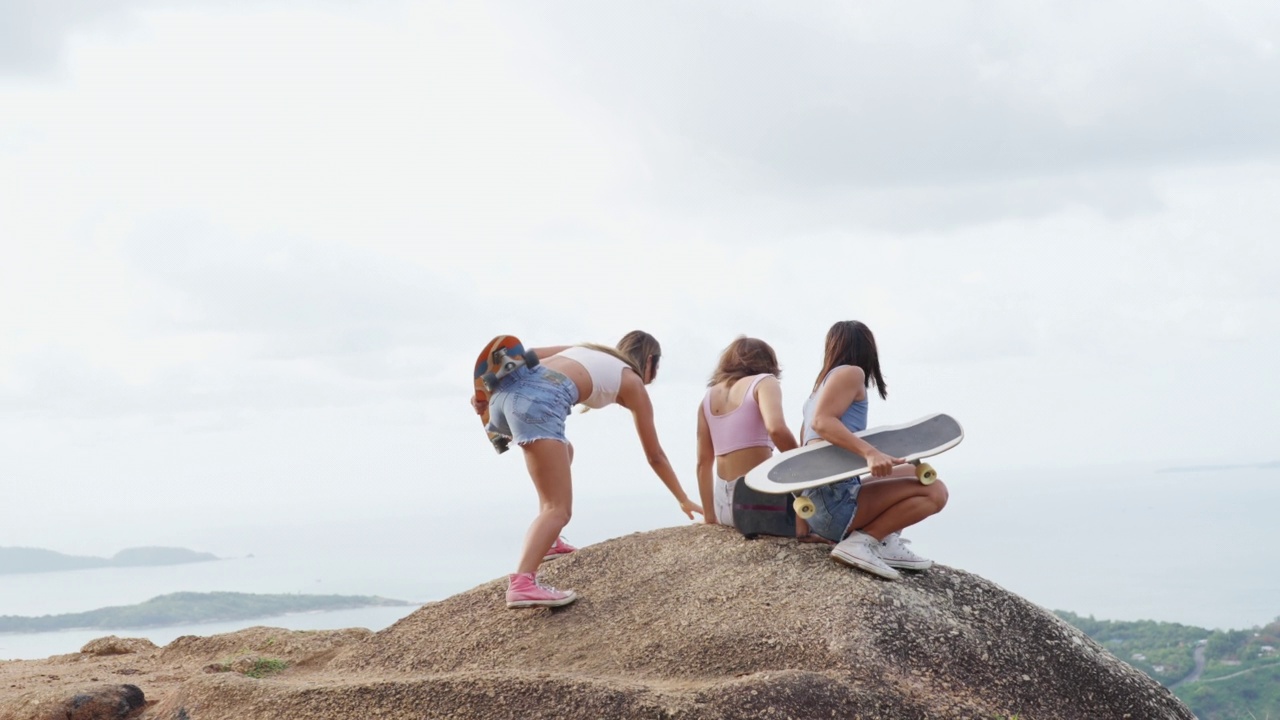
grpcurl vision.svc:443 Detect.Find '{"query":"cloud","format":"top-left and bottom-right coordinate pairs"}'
top-left (0, 1), bottom-right (413, 76)
top-left (0, 213), bottom-right (487, 422)
top-left (0, 0), bottom-right (144, 75)
top-left (126, 221), bottom-right (455, 354)
top-left (3, 1), bottom-right (1279, 471)
top-left (500, 0), bottom-right (1280, 226)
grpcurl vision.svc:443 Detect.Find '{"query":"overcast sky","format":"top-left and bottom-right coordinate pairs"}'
top-left (2, 1), bottom-right (1278, 557)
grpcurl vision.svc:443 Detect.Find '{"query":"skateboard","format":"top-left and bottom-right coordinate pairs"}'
top-left (473, 335), bottom-right (539, 454)
top-left (730, 479), bottom-right (797, 539)
top-left (744, 413), bottom-right (963, 519)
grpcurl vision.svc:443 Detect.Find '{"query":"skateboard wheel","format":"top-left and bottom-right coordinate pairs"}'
top-left (793, 496), bottom-right (816, 519)
top-left (525, 349), bottom-right (539, 369)
top-left (481, 372), bottom-right (498, 391)
top-left (493, 437), bottom-right (510, 454)
top-left (916, 462), bottom-right (937, 485)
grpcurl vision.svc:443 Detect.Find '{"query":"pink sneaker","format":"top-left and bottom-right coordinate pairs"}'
top-left (543, 536), bottom-right (578, 561)
top-left (506, 572), bottom-right (578, 609)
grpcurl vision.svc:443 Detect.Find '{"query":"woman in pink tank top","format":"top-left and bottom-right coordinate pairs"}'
top-left (696, 337), bottom-right (823, 539)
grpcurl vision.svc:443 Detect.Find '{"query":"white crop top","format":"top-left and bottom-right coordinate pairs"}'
top-left (554, 346), bottom-right (630, 409)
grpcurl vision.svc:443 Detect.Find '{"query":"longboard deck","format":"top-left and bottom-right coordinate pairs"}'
top-left (745, 413), bottom-right (963, 494)
top-left (730, 479), bottom-right (797, 539)
top-left (473, 335), bottom-right (537, 455)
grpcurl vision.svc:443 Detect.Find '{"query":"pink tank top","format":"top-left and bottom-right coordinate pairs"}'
top-left (702, 374), bottom-right (774, 454)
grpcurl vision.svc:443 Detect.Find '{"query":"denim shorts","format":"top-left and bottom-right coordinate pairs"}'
top-left (801, 477), bottom-right (862, 542)
top-left (485, 364), bottom-right (580, 445)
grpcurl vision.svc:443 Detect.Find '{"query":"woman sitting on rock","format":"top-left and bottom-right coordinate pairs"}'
top-left (695, 336), bottom-right (803, 532)
top-left (472, 330), bottom-right (703, 609)
top-left (799, 320), bottom-right (949, 580)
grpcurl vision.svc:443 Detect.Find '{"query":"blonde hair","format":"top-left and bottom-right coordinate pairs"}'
top-left (577, 343), bottom-right (642, 376)
top-left (574, 331), bottom-right (662, 411)
top-left (616, 330), bottom-right (661, 378)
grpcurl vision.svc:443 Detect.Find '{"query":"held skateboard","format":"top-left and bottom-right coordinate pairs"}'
top-left (473, 335), bottom-right (539, 454)
top-left (744, 413), bottom-right (963, 519)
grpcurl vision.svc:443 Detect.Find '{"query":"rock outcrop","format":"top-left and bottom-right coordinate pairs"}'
top-left (1, 525), bottom-right (1195, 719)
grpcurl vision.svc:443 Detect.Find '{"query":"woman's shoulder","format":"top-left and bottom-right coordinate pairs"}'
top-left (749, 373), bottom-right (781, 401)
top-left (824, 365), bottom-right (865, 387)
top-left (727, 373), bottom-right (776, 397)
top-left (750, 372), bottom-right (779, 388)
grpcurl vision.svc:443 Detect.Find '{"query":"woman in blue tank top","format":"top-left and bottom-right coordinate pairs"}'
top-left (799, 321), bottom-right (949, 581)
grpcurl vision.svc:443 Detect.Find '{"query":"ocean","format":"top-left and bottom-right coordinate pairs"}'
top-left (2, 461), bottom-right (1276, 661)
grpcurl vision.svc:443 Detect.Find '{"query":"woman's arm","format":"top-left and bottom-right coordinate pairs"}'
top-left (754, 376), bottom-right (798, 453)
top-left (810, 366), bottom-right (901, 477)
top-left (695, 403), bottom-right (717, 524)
top-left (618, 373), bottom-right (703, 520)
top-left (753, 377), bottom-right (818, 538)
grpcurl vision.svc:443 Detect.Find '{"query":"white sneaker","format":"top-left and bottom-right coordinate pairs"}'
top-left (830, 532), bottom-right (900, 580)
top-left (878, 533), bottom-right (932, 571)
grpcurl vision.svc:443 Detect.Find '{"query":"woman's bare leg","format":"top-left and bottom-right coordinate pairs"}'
top-left (516, 439), bottom-right (573, 574)
top-left (845, 476), bottom-right (948, 541)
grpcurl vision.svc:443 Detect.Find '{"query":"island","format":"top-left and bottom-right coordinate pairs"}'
top-left (1, 546), bottom-right (219, 575)
top-left (0, 591), bottom-right (417, 633)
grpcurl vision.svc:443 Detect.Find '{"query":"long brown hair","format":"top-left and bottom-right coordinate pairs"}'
top-left (617, 330), bottom-right (662, 384)
top-left (812, 321), bottom-right (887, 400)
top-left (578, 330), bottom-right (662, 384)
top-left (708, 336), bottom-right (781, 387)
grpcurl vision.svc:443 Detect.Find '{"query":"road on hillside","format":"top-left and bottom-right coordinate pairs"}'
top-left (1172, 642), bottom-right (1207, 687)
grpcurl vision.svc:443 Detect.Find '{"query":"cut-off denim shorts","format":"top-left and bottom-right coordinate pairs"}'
top-left (485, 364), bottom-right (580, 445)
top-left (801, 476), bottom-right (862, 542)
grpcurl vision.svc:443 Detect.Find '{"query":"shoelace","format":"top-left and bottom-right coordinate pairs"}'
top-left (885, 537), bottom-right (921, 558)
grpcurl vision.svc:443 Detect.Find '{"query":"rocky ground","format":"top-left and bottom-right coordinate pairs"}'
top-left (0, 525), bottom-right (1196, 720)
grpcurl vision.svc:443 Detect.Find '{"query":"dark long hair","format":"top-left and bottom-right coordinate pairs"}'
top-left (708, 336), bottom-right (781, 387)
top-left (812, 321), bottom-right (887, 400)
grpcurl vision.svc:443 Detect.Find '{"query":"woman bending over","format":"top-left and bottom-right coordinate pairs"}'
top-left (474, 331), bottom-right (703, 608)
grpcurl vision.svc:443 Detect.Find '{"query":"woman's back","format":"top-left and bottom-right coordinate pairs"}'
top-left (801, 367), bottom-right (869, 444)
top-left (700, 374), bottom-right (781, 526)
top-left (695, 337), bottom-right (798, 529)
top-left (703, 374), bottom-right (773, 455)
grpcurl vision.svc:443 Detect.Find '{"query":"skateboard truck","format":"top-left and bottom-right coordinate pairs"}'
top-left (914, 461), bottom-right (937, 485)
top-left (791, 461), bottom-right (938, 519)
top-left (481, 348), bottom-right (539, 391)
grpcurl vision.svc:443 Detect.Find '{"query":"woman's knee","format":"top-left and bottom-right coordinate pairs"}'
top-left (543, 505), bottom-right (572, 527)
top-left (926, 480), bottom-right (949, 513)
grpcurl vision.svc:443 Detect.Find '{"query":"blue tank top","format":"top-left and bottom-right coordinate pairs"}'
top-left (800, 367), bottom-right (868, 444)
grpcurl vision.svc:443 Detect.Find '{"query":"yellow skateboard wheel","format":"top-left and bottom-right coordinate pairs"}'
top-left (916, 462), bottom-right (937, 485)
top-left (793, 496), bottom-right (816, 519)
